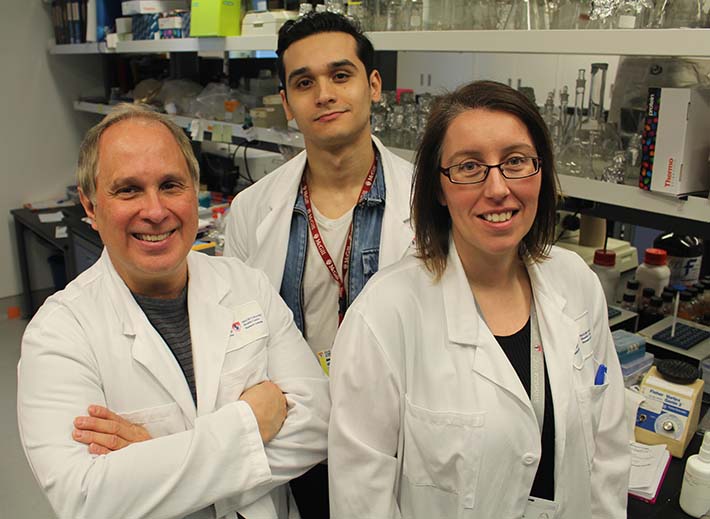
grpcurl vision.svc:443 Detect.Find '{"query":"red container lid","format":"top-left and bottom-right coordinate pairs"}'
top-left (593, 249), bottom-right (616, 267)
top-left (644, 248), bottom-right (668, 266)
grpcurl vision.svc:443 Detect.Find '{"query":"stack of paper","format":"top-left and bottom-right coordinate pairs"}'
top-left (629, 442), bottom-right (672, 503)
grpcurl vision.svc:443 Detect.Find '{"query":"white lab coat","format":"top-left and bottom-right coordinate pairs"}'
top-left (328, 244), bottom-right (630, 519)
top-left (223, 136), bottom-right (414, 288)
top-left (18, 250), bottom-right (330, 519)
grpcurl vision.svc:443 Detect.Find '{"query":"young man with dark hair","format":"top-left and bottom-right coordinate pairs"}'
top-left (224, 11), bottom-right (414, 519)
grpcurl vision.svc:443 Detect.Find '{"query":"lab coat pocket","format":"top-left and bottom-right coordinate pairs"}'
top-left (118, 402), bottom-right (186, 438)
top-left (575, 382), bottom-right (609, 467)
top-left (217, 345), bottom-right (268, 408)
top-left (402, 396), bottom-right (485, 509)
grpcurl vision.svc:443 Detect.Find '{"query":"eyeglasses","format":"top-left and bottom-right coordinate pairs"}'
top-left (440, 156), bottom-right (542, 185)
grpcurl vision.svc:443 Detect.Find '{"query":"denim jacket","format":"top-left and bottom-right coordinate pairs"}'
top-left (279, 155), bottom-right (385, 335)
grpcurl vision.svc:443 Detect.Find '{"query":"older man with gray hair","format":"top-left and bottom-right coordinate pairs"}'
top-left (17, 104), bottom-right (329, 519)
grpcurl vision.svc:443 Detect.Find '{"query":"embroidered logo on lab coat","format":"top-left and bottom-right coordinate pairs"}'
top-left (232, 321), bottom-right (242, 333)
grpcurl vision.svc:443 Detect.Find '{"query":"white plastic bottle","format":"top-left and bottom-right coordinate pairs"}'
top-left (635, 248), bottom-right (671, 298)
top-left (680, 431), bottom-right (710, 517)
top-left (590, 249), bottom-right (620, 305)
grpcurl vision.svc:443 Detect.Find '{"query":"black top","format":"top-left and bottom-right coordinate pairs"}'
top-left (133, 286), bottom-right (196, 405)
top-left (495, 319), bottom-right (556, 500)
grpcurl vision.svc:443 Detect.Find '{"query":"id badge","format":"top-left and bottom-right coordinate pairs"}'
top-left (316, 349), bottom-right (331, 376)
top-left (522, 496), bottom-right (559, 519)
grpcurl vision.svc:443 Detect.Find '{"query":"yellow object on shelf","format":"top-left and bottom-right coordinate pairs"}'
top-left (190, 0), bottom-right (241, 37)
top-left (635, 366), bottom-right (704, 458)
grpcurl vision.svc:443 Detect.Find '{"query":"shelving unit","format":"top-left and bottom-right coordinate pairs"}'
top-left (49, 28), bottom-right (710, 56)
top-left (57, 27), bottom-right (710, 236)
top-left (73, 100), bottom-right (709, 230)
top-left (48, 40), bottom-right (113, 54)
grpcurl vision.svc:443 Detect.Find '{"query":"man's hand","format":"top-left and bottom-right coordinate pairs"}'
top-left (73, 405), bottom-right (152, 455)
top-left (239, 381), bottom-right (287, 444)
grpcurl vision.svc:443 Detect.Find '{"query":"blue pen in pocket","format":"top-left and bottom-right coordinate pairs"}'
top-left (594, 364), bottom-right (607, 385)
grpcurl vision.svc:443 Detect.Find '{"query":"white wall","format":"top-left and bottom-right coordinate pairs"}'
top-left (0, 2), bottom-right (103, 298)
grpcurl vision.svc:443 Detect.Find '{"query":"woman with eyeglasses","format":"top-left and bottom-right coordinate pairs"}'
top-left (328, 81), bottom-right (629, 518)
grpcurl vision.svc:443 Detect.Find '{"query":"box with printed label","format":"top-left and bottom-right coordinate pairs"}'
top-left (122, 0), bottom-right (189, 15)
top-left (639, 87), bottom-right (710, 197)
top-left (190, 0), bottom-right (241, 36)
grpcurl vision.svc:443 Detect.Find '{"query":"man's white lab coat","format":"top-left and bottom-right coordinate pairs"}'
top-left (18, 250), bottom-right (329, 519)
top-left (223, 136), bottom-right (414, 287)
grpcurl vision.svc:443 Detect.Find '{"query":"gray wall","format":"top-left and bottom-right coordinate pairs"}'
top-left (1, 2), bottom-right (103, 298)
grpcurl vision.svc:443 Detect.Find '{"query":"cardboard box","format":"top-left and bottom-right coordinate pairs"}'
top-left (639, 87), bottom-right (710, 197)
top-left (241, 10), bottom-right (297, 36)
top-left (122, 0), bottom-right (189, 15)
top-left (190, 0), bottom-right (241, 37)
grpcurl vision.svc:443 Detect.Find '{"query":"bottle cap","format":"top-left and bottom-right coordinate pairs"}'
top-left (650, 296), bottom-right (663, 308)
top-left (593, 249), bottom-right (616, 267)
top-left (662, 292), bottom-right (673, 303)
top-left (627, 280), bottom-right (640, 290)
top-left (680, 291), bottom-right (693, 301)
top-left (700, 431), bottom-right (710, 462)
top-left (643, 248), bottom-right (667, 266)
top-left (622, 293), bottom-right (636, 303)
top-left (693, 283), bottom-right (705, 294)
top-left (642, 287), bottom-right (656, 298)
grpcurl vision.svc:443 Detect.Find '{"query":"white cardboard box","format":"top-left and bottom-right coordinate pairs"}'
top-left (241, 10), bottom-right (297, 36)
top-left (121, 0), bottom-right (189, 15)
top-left (639, 87), bottom-right (710, 197)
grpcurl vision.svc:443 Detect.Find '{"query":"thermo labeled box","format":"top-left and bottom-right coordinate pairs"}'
top-left (190, 0), bottom-right (241, 36)
top-left (639, 87), bottom-right (710, 197)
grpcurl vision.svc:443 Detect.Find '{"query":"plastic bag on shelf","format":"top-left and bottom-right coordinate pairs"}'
top-left (187, 82), bottom-right (233, 120)
top-left (156, 79), bottom-right (203, 115)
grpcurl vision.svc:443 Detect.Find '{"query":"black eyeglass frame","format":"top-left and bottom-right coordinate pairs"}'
top-left (439, 156), bottom-right (543, 185)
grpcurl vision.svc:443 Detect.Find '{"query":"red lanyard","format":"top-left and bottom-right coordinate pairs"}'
top-left (301, 156), bottom-right (377, 325)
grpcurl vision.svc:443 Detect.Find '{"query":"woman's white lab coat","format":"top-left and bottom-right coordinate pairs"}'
top-left (18, 250), bottom-right (329, 519)
top-left (328, 244), bottom-right (630, 519)
top-left (223, 136), bottom-right (414, 288)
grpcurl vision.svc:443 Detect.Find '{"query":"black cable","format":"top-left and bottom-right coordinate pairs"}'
top-left (553, 211), bottom-right (580, 244)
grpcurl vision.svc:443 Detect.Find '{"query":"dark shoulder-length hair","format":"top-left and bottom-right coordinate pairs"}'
top-left (411, 80), bottom-right (560, 279)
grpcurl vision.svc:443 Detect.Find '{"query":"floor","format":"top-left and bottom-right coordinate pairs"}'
top-left (0, 315), bottom-right (55, 518)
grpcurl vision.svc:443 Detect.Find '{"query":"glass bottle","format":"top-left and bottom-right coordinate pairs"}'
top-left (624, 133), bottom-right (643, 186)
top-left (542, 91), bottom-right (562, 152)
top-left (557, 69), bottom-right (592, 178)
top-left (298, 3), bottom-right (314, 16)
top-left (639, 296), bottom-right (664, 329)
top-left (347, 0), bottom-right (367, 26)
top-left (639, 287), bottom-right (656, 313)
top-left (620, 292), bottom-right (638, 312)
top-left (402, 0), bottom-right (423, 29)
top-left (660, 290), bottom-right (675, 316)
top-left (385, 0), bottom-right (402, 30)
top-left (678, 290), bottom-right (696, 321)
top-left (325, 0), bottom-right (345, 14)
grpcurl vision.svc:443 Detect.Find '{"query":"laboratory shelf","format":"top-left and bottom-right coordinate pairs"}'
top-left (48, 41), bottom-right (113, 54)
top-left (367, 29), bottom-right (710, 56)
top-left (73, 101), bottom-right (709, 228)
top-left (58, 28), bottom-right (710, 56)
top-left (224, 35), bottom-right (278, 52)
top-left (116, 37), bottom-right (225, 53)
top-left (559, 175), bottom-right (709, 224)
